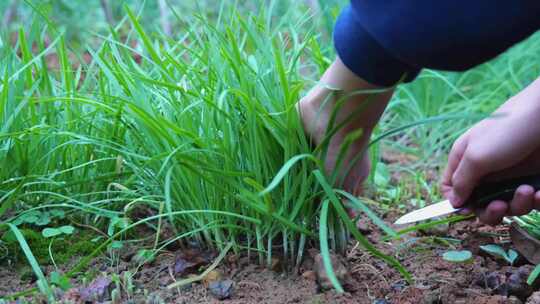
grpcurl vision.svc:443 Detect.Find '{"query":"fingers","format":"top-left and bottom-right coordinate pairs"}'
top-left (451, 151), bottom-right (485, 208)
top-left (441, 135), bottom-right (469, 204)
top-left (442, 135), bottom-right (469, 188)
top-left (535, 191), bottom-right (540, 210)
top-left (509, 185), bottom-right (535, 216)
top-left (476, 200), bottom-right (508, 225)
top-left (475, 185), bottom-right (535, 225)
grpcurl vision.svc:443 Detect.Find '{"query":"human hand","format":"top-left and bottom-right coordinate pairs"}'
top-left (441, 78), bottom-right (540, 225)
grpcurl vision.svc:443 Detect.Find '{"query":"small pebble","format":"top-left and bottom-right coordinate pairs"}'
top-left (527, 291), bottom-right (540, 304)
top-left (390, 282), bottom-right (406, 292)
top-left (208, 279), bottom-right (234, 300)
top-left (508, 296), bottom-right (523, 304)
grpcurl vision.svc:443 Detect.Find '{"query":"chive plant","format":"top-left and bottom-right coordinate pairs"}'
top-left (4, 1), bottom-right (540, 298)
top-left (1, 3), bottom-right (411, 296)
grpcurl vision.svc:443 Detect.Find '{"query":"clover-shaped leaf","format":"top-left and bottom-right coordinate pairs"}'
top-left (442, 250), bottom-right (472, 263)
top-left (42, 225), bottom-right (75, 238)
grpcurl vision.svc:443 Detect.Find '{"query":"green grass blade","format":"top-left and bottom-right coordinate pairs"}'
top-left (6, 223), bottom-right (53, 301)
top-left (336, 190), bottom-right (396, 237)
top-left (259, 154), bottom-right (319, 196)
top-left (313, 170), bottom-right (412, 284)
top-left (319, 199), bottom-right (344, 293)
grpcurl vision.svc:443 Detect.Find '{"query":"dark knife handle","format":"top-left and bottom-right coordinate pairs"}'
top-left (465, 174), bottom-right (540, 209)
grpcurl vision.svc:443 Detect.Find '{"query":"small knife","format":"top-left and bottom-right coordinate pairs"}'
top-left (394, 173), bottom-right (540, 225)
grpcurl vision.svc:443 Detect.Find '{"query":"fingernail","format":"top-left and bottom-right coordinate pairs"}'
top-left (449, 191), bottom-right (456, 203)
top-left (459, 207), bottom-right (472, 215)
top-left (450, 191), bottom-right (463, 207)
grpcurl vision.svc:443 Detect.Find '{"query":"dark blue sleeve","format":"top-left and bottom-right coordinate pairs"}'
top-left (334, 1), bottom-right (540, 87)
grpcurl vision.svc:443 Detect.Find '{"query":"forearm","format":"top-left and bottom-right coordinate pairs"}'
top-left (495, 76), bottom-right (540, 118)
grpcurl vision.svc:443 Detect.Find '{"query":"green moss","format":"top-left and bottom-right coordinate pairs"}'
top-left (19, 265), bottom-right (35, 281)
top-left (1, 227), bottom-right (101, 266)
top-left (53, 233), bottom-right (100, 264)
top-left (1, 228), bottom-right (50, 265)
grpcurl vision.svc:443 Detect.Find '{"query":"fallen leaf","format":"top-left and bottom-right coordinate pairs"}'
top-left (442, 250), bottom-right (473, 263)
top-left (202, 270), bottom-right (222, 287)
top-left (510, 223), bottom-right (540, 264)
top-left (174, 257), bottom-right (198, 275)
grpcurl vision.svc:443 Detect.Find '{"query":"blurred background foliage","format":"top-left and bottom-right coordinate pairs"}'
top-left (0, 1), bottom-right (346, 47)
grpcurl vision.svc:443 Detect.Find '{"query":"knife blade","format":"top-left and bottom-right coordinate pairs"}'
top-left (394, 200), bottom-right (459, 225)
top-left (394, 173), bottom-right (540, 225)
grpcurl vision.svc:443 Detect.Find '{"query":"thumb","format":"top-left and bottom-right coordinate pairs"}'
top-left (451, 152), bottom-right (485, 207)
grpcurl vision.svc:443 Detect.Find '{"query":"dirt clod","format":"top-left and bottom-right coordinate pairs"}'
top-left (356, 220), bottom-right (371, 234)
top-left (158, 275), bottom-right (171, 287)
top-left (476, 271), bottom-right (506, 291)
top-left (270, 257), bottom-right (282, 272)
top-left (301, 270), bottom-right (316, 281)
top-left (508, 266), bottom-right (535, 299)
top-left (314, 253), bottom-right (348, 290)
top-left (422, 289), bottom-right (441, 304)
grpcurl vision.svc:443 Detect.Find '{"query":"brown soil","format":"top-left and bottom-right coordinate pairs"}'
top-left (1, 151), bottom-right (538, 303)
top-left (2, 214), bottom-right (539, 304)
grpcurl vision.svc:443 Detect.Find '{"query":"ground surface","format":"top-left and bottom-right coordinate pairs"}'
top-left (2, 211), bottom-right (540, 304)
top-left (1, 149), bottom-right (538, 303)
